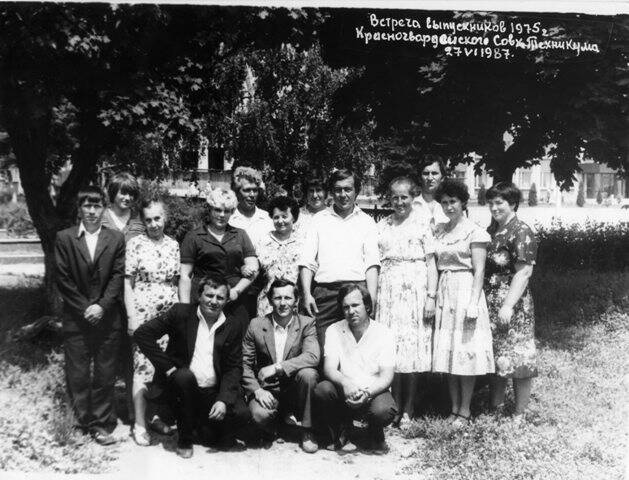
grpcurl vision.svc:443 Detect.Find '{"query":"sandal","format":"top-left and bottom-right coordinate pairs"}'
top-left (452, 413), bottom-right (471, 428)
top-left (133, 426), bottom-right (151, 446)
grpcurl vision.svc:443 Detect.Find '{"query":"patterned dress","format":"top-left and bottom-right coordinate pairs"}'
top-left (486, 216), bottom-right (538, 379)
top-left (375, 211), bottom-right (435, 373)
top-left (126, 234), bottom-right (180, 384)
top-left (432, 218), bottom-right (495, 375)
top-left (255, 231), bottom-right (302, 318)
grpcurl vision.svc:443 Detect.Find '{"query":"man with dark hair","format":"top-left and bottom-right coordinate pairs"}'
top-left (134, 274), bottom-right (250, 458)
top-left (55, 186), bottom-right (126, 445)
top-left (299, 169), bottom-right (380, 344)
top-left (242, 279), bottom-right (320, 453)
top-left (314, 283), bottom-right (397, 453)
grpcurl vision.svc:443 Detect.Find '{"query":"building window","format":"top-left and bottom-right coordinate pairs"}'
top-left (518, 170), bottom-right (531, 189)
top-left (541, 171), bottom-right (553, 189)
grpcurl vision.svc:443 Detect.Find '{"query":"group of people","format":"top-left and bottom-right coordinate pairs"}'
top-left (54, 159), bottom-right (538, 459)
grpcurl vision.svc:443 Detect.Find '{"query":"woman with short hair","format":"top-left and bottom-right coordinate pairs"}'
top-left (431, 179), bottom-right (495, 425)
top-left (124, 198), bottom-right (180, 445)
top-left (178, 188), bottom-right (258, 332)
top-left (484, 182), bottom-right (538, 420)
top-left (255, 196), bottom-right (303, 318)
top-left (102, 172), bottom-right (145, 241)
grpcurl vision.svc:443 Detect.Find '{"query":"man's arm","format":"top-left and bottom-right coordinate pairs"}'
top-left (322, 354), bottom-right (361, 400)
top-left (279, 317), bottom-right (320, 377)
top-left (217, 323), bottom-right (243, 407)
top-left (364, 366), bottom-right (395, 398)
top-left (365, 265), bottom-right (379, 310)
top-left (54, 233), bottom-right (91, 317)
top-left (134, 307), bottom-right (179, 374)
top-left (298, 223), bottom-right (319, 316)
top-left (241, 323), bottom-right (262, 395)
top-left (96, 233), bottom-right (125, 313)
top-left (178, 263), bottom-right (193, 303)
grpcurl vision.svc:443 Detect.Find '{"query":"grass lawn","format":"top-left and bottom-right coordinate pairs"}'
top-left (0, 270), bottom-right (627, 476)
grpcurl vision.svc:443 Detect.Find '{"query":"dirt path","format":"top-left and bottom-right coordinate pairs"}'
top-left (111, 425), bottom-right (424, 480)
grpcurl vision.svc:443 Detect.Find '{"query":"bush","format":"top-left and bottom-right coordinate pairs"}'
top-left (528, 183), bottom-right (538, 206)
top-left (477, 184), bottom-right (486, 206)
top-left (596, 190), bottom-right (603, 204)
top-left (536, 220), bottom-right (629, 271)
top-left (576, 182), bottom-right (585, 207)
top-left (0, 203), bottom-right (36, 237)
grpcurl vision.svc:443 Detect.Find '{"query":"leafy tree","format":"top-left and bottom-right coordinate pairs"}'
top-left (528, 183), bottom-right (538, 206)
top-left (0, 3), bottom-right (322, 311)
top-left (322, 10), bottom-right (629, 188)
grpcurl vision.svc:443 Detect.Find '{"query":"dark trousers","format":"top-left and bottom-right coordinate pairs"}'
top-left (313, 380), bottom-right (397, 435)
top-left (168, 368), bottom-right (250, 447)
top-left (63, 328), bottom-right (121, 433)
top-left (311, 281), bottom-right (367, 348)
top-left (248, 367), bottom-right (318, 429)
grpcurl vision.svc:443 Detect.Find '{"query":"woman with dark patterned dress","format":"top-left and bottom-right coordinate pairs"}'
top-left (485, 182), bottom-right (538, 420)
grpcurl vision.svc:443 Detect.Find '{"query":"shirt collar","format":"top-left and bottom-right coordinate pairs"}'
top-left (196, 307), bottom-right (226, 331)
top-left (271, 314), bottom-right (295, 331)
top-left (77, 222), bottom-right (102, 238)
top-left (232, 206), bottom-right (267, 221)
top-left (327, 204), bottom-right (361, 220)
top-left (339, 318), bottom-right (372, 344)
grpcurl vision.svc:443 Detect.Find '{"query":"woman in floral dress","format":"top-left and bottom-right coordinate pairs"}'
top-left (485, 182), bottom-right (538, 419)
top-left (125, 198), bottom-right (180, 445)
top-left (255, 196), bottom-right (302, 318)
top-left (432, 179), bottom-right (495, 425)
top-left (376, 176), bottom-right (438, 424)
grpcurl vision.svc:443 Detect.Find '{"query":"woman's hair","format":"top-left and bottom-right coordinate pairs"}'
top-left (76, 185), bottom-right (106, 208)
top-left (419, 154), bottom-right (448, 178)
top-left (434, 178), bottom-right (470, 206)
top-left (327, 168), bottom-right (362, 194)
top-left (266, 278), bottom-right (299, 302)
top-left (337, 282), bottom-right (373, 317)
top-left (139, 197), bottom-right (167, 221)
top-left (206, 188), bottom-right (238, 211)
top-left (388, 175), bottom-right (419, 198)
top-left (107, 172), bottom-right (140, 203)
top-left (486, 182), bottom-right (521, 211)
top-left (267, 195), bottom-right (300, 223)
top-left (231, 166), bottom-right (263, 192)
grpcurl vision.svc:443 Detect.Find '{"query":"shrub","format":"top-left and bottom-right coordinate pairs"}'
top-left (576, 182), bottom-right (585, 207)
top-left (596, 190), bottom-right (603, 204)
top-left (477, 183), bottom-right (486, 206)
top-left (528, 182), bottom-right (538, 206)
top-left (1, 203), bottom-right (36, 237)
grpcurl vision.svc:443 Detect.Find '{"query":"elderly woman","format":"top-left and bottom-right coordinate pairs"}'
top-left (179, 188), bottom-right (258, 332)
top-left (101, 172), bottom-right (145, 241)
top-left (376, 176), bottom-right (438, 425)
top-left (255, 196), bottom-right (303, 318)
top-left (432, 179), bottom-right (494, 425)
top-left (485, 182), bottom-right (538, 420)
top-left (413, 155), bottom-right (449, 231)
top-left (124, 198), bottom-right (180, 445)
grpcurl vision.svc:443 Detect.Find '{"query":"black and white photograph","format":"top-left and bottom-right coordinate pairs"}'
top-left (0, 1), bottom-right (627, 479)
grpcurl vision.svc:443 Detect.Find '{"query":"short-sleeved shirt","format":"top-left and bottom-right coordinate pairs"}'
top-left (434, 218), bottom-right (491, 272)
top-left (486, 216), bottom-right (537, 282)
top-left (412, 196), bottom-right (449, 231)
top-left (298, 206), bottom-right (380, 283)
top-left (180, 225), bottom-right (256, 288)
top-left (324, 319), bottom-right (395, 389)
top-left (228, 207), bottom-right (274, 247)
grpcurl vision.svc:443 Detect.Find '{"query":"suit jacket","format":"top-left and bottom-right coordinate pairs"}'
top-left (54, 224), bottom-right (125, 332)
top-left (242, 314), bottom-right (320, 396)
top-left (134, 303), bottom-right (243, 407)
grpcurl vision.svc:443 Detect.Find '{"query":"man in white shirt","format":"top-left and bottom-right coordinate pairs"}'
top-left (413, 155), bottom-right (449, 230)
top-left (134, 275), bottom-right (250, 458)
top-left (299, 169), bottom-right (380, 343)
top-left (314, 283), bottom-right (397, 453)
top-left (242, 279), bottom-right (320, 453)
top-left (228, 166), bottom-right (273, 318)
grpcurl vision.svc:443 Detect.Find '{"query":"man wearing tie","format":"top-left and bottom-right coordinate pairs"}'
top-left (54, 186), bottom-right (126, 445)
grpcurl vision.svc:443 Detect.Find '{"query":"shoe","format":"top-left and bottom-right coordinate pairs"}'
top-left (91, 428), bottom-right (117, 446)
top-left (451, 413), bottom-right (471, 428)
top-left (368, 427), bottom-right (388, 454)
top-left (300, 431), bottom-right (318, 454)
top-left (149, 417), bottom-right (175, 436)
top-left (334, 425), bottom-right (357, 453)
top-left (176, 444), bottom-right (193, 459)
top-left (132, 426), bottom-right (151, 446)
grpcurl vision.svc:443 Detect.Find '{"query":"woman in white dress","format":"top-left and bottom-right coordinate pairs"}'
top-left (375, 176), bottom-right (438, 424)
top-left (432, 179), bottom-right (494, 425)
top-left (125, 199), bottom-right (180, 445)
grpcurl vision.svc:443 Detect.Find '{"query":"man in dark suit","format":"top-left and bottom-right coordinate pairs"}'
top-left (242, 279), bottom-right (320, 453)
top-left (54, 186), bottom-right (126, 445)
top-left (134, 274), bottom-right (250, 458)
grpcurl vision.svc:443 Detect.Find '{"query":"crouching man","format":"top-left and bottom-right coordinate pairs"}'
top-left (242, 279), bottom-right (320, 453)
top-left (134, 274), bottom-right (250, 458)
top-left (314, 283), bottom-right (398, 453)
